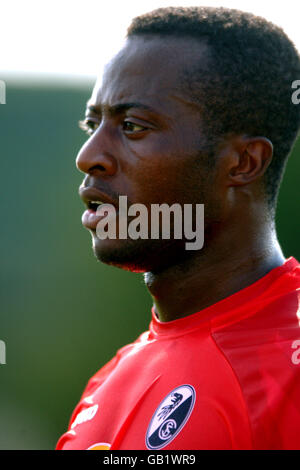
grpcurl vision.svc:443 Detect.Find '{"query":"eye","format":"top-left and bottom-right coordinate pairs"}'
top-left (122, 120), bottom-right (147, 134)
top-left (78, 119), bottom-right (100, 136)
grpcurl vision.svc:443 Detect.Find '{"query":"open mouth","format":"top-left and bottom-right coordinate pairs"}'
top-left (87, 200), bottom-right (105, 212)
top-left (79, 186), bottom-right (119, 230)
top-left (82, 200), bottom-right (113, 230)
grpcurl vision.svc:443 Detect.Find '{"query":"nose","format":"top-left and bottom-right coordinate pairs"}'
top-left (76, 124), bottom-right (118, 176)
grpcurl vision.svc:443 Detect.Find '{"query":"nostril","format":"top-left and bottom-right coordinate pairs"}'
top-left (90, 164), bottom-right (107, 172)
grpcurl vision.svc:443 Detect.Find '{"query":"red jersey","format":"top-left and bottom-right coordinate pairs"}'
top-left (56, 257), bottom-right (300, 450)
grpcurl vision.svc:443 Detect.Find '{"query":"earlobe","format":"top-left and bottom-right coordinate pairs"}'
top-left (228, 137), bottom-right (273, 186)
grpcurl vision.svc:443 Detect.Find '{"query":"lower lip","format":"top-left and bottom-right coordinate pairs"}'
top-left (82, 209), bottom-right (101, 230)
top-left (81, 207), bottom-right (116, 230)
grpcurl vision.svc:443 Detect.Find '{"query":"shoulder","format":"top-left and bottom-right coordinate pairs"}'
top-left (81, 329), bottom-right (151, 399)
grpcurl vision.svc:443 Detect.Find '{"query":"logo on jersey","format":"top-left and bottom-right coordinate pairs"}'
top-left (87, 442), bottom-right (111, 450)
top-left (146, 384), bottom-right (196, 449)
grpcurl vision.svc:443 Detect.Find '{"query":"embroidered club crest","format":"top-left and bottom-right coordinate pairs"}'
top-left (146, 384), bottom-right (196, 449)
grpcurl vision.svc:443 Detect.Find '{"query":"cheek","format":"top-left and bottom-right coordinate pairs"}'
top-left (134, 161), bottom-right (207, 207)
top-left (123, 132), bottom-right (210, 204)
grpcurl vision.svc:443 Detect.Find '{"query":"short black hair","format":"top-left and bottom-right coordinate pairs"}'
top-left (127, 6), bottom-right (300, 209)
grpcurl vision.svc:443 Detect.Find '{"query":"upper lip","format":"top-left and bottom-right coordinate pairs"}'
top-left (79, 185), bottom-right (118, 208)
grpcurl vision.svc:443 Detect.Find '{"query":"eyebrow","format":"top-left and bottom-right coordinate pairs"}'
top-left (86, 102), bottom-right (158, 117)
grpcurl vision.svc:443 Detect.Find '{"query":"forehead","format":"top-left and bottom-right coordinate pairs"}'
top-left (89, 35), bottom-right (209, 111)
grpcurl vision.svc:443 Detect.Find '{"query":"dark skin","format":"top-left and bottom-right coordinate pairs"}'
top-left (77, 35), bottom-right (285, 322)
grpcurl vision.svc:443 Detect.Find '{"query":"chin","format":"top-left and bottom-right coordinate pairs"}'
top-left (90, 232), bottom-right (187, 273)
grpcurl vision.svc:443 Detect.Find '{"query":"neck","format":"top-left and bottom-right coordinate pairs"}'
top-left (144, 216), bottom-right (285, 322)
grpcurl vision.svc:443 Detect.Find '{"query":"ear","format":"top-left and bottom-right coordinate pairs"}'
top-left (228, 136), bottom-right (273, 186)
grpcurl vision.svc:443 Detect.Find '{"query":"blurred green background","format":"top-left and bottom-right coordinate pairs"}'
top-left (0, 77), bottom-right (299, 449)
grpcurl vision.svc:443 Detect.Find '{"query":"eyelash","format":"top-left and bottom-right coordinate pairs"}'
top-left (78, 119), bottom-right (147, 136)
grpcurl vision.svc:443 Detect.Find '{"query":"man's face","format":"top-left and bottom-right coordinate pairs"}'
top-left (77, 35), bottom-right (220, 272)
